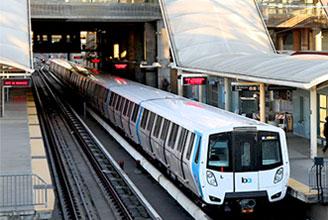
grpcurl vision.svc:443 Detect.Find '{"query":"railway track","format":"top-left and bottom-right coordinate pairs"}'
top-left (32, 69), bottom-right (159, 220)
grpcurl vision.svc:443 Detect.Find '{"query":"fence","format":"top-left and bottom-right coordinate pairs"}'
top-left (309, 158), bottom-right (328, 204)
top-left (0, 174), bottom-right (49, 213)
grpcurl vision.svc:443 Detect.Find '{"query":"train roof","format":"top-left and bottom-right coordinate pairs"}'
top-left (142, 98), bottom-right (264, 133)
top-left (97, 76), bottom-right (269, 133)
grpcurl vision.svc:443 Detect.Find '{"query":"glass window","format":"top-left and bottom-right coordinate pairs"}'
top-left (119, 98), bottom-right (126, 111)
top-left (153, 116), bottom-right (163, 138)
top-left (160, 119), bottom-right (170, 141)
top-left (320, 95), bottom-right (327, 108)
top-left (123, 100), bottom-right (130, 116)
top-left (115, 96), bottom-right (121, 110)
top-left (131, 104), bottom-right (140, 122)
top-left (127, 102), bottom-right (134, 117)
top-left (186, 133), bottom-right (195, 160)
top-left (140, 109), bottom-right (149, 129)
top-left (177, 128), bottom-right (188, 152)
top-left (194, 137), bottom-right (202, 164)
top-left (168, 123), bottom-right (179, 148)
top-left (319, 95), bottom-right (327, 138)
top-left (146, 112), bottom-right (155, 131)
top-left (260, 134), bottom-right (282, 167)
top-left (207, 133), bottom-right (230, 168)
top-left (241, 142), bottom-right (251, 167)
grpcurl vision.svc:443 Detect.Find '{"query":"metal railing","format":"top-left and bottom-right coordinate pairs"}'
top-left (0, 174), bottom-right (49, 212)
top-left (309, 158), bottom-right (328, 204)
top-left (257, 1), bottom-right (328, 27)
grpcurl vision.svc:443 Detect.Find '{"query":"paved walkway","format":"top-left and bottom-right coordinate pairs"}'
top-left (287, 133), bottom-right (328, 203)
top-left (0, 88), bottom-right (54, 218)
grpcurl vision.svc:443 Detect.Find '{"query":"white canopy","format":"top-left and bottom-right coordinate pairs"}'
top-left (0, 0), bottom-right (33, 73)
top-left (160, 0), bottom-right (328, 89)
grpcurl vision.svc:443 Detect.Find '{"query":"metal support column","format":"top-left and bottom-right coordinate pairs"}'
top-left (310, 86), bottom-right (318, 159)
top-left (224, 78), bottom-right (231, 111)
top-left (314, 28), bottom-right (322, 51)
top-left (198, 86), bottom-right (204, 103)
top-left (259, 83), bottom-right (266, 122)
top-left (177, 70), bottom-right (183, 96)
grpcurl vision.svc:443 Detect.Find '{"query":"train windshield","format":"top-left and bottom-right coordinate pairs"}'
top-left (207, 131), bottom-right (282, 172)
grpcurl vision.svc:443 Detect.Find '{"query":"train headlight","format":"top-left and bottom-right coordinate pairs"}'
top-left (274, 168), bottom-right (284, 184)
top-left (206, 171), bottom-right (218, 186)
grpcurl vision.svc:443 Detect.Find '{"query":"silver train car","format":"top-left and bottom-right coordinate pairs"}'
top-left (48, 59), bottom-right (290, 210)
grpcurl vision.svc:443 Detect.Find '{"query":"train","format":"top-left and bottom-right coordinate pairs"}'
top-left (47, 59), bottom-right (290, 211)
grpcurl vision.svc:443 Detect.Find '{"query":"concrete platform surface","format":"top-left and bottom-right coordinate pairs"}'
top-left (0, 88), bottom-right (54, 219)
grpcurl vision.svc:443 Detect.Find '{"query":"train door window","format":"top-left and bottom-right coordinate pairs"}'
top-left (131, 104), bottom-right (140, 122)
top-left (168, 123), bottom-right (179, 149)
top-left (140, 109), bottom-right (150, 129)
top-left (194, 137), bottom-right (202, 164)
top-left (233, 132), bottom-right (257, 172)
top-left (177, 128), bottom-right (188, 152)
top-left (146, 112), bottom-right (156, 131)
top-left (153, 115), bottom-right (163, 138)
top-left (123, 100), bottom-right (130, 116)
top-left (160, 119), bottom-right (170, 141)
top-left (186, 133), bottom-right (195, 160)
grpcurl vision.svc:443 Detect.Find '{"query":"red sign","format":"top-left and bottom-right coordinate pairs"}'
top-left (183, 77), bottom-right (207, 85)
top-left (114, 64), bottom-right (128, 70)
top-left (3, 79), bottom-right (31, 87)
top-left (91, 58), bottom-right (101, 63)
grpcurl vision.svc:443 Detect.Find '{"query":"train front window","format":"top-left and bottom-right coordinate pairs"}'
top-left (207, 133), bottom-right (231, 170)
top-left (260, 132), bottom-right (282, 168)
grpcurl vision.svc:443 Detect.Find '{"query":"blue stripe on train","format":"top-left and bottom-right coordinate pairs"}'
top-left (135, 107), bottom-right (144, 145)
top-left (191, 131), bottom-right (203, 199)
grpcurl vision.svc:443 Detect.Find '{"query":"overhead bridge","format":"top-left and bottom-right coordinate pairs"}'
top-left (30, 1), bottom-right (161, 21)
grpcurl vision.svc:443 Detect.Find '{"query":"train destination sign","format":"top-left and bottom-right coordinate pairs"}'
top-left (182, 76), bottom-right (207, 85)
top-left (2, 78), bottom-right (31, 88)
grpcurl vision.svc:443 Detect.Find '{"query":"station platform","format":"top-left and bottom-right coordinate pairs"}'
top-left (0, 88), bottom-right (54, 219)
top-left (287, 133), bottom-right (328, 203)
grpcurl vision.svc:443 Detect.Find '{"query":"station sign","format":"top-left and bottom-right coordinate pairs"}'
top-left (114, 64), bottom-right (128, 70)
top-left (180, 73), bottom-right (208, 86)
top-left (2, 78), bottom-right (31, 88)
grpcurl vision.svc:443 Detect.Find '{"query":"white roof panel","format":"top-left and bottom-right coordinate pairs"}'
top-left (160, 0), bottom-right (275, 65)
top-left (160, 0), bottom-right (328, 89)
top-left (0, 0), bottom-right (33, 72)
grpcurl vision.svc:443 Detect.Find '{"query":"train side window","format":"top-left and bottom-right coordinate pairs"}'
top-left (160, 119), bottom-right (170, 141)
top-left (140, 109), bottom-right (149, 129)
top-left (146, 112), bottom-right (156, 131)
top-left (110, 93), bottom-right (116, 107)
top-left (177, 128), bottom-right (188, 152)
top-left (186, 133), bottom-right (195, 160)
top-left (115, 96), bottom-right (122, 110)
top-left (123, 100), bottom-right (130, 116)
top-left (131, 104), bottom-right (140, 122)
top-left (119, 98), bottom-right (126, 112)
top-left (152, 115), bottom-right (163, 138)
top-left (127, 102), bottom-right (134, 118)
top-left (168, 123), bottom-right (179, 149)
top-left (194, 137), bottom-right (202, 164)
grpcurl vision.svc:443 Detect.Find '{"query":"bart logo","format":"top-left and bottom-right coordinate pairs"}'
top-left (242, 177), bottom-right (252, 184)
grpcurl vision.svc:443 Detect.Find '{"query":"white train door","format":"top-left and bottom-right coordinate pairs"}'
top-left (233, 132), bottom-right (259, 192)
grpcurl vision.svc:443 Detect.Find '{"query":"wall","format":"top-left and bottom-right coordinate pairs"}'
top-left (293, 89), bottom-right (310, 138)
